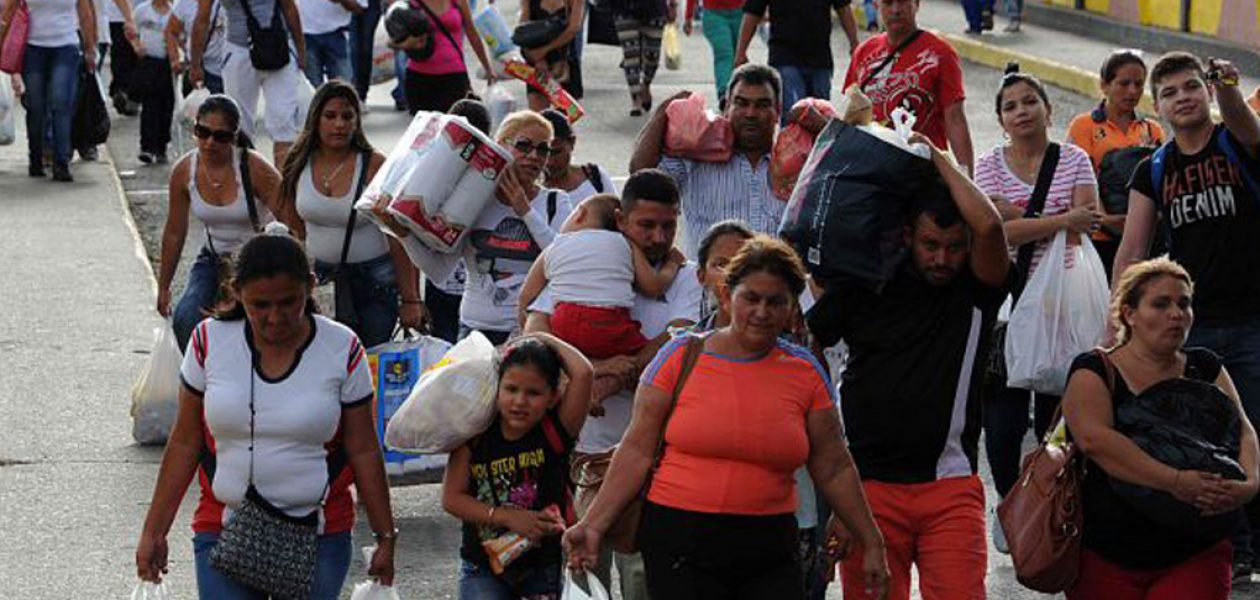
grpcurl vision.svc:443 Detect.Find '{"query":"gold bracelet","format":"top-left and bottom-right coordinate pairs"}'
top-left (487, 506), bottom-right (497, 525)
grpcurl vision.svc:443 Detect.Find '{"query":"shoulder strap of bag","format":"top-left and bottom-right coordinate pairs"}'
top-left (1213, 127), bottom-right (1260, 204)
top-left (1012, 142), bottom-right (1061, 299)
top-left (547, 190), bottom-right (558, 223)
top-left (651, 335), bottom-right (705, 468)
top-left (336, 151), bottom-right (372, 271)
top-left (237, 0), bottom-right (263, 31)
top-left (239, 148), bottom-right (261, 232)
top-left (415, 0), bottom-right (464, 66)
top-left (583, 163), bottom-right (604, 193)
top-left (859, 29), bottom-right (922, 91)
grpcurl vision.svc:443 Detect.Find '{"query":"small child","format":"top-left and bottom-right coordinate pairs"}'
top-left (442, 334), bottom-right (593, 599)
top-left (132, 0), bottom-right (176, 164)
top-left (517, 193), bottom-right (686, 361)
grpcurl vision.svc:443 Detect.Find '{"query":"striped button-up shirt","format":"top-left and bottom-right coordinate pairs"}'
top-left (658, 154), bottom-right (785, 259)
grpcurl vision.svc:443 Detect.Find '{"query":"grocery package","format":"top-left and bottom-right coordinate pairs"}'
top-left (356, 111), bottom-right (513, 254)
top-left (662, 24), bottom-right (681, 70)
top-left (1005, 232), bottom-right (1109, 395)
top-left (367, 332), bottom-right (452, 478)
top-left (486, 81), bottom-right (519, 133)
top-left (473, 4), bottom-right (518, 58)
top-left (562, 568), bottom-right (610, 600)
top-left (371, 44), bottom-right (396, 85)
top-left (177, 86), bottom-right (210, 135)
top-left (482, 505), bottom-right (563, 573)
top-left (770, 98), bottom-right (837, 200)
top-left (663, 94), bottom-right (733, 163)
top-left (778, 114), bottom-right (938, 292)
top-left (384, 331), bottom-right (500, 454)
top-left (130, 322), bottom-right (182, 445)
top-left (503, 58), bottom-right (584, 123)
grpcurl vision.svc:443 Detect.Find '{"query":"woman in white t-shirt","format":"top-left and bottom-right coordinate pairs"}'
top-left (281, 80), bottom-right (423, 347)
top-left (166, 0), bottom-right (226, 93)
top-left (132, 0), bottom-right (177, 163)
top-left (973, 68), bottom-right (1102, 551)
top-left (137, 230), bottom-right (397, 598)
top-left (541, 108), bottom-right (617, 205)
top-left (0, 0), bottom-right (98, 181)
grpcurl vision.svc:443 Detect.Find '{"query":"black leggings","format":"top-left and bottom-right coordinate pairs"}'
top-left (404, 69), bottom-right (471, 115)
top-left (983, 386), bottom-right (1060, 497)
top-left (639, 501), bottom-right (804, 600)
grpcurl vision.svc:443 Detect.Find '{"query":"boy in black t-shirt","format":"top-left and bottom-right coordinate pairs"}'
top-left (1113, 51), bottom-right (1260, 579)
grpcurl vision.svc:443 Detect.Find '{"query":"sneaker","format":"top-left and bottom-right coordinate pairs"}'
top-left (138, 151), bottom-right (155, 164)
top-left (154, 151), bottom-right (168, 164)
top-left (51, 162), bottom-right (73, 182)
top-left (78, 145), bottom-right (98, 161)
top-left (1235, 562), bottom-right (1254, 584)
top-left (965, 28), bottom-right (983, 36)
top-left (28, 162), bottom-right (45, 177)
top-left (992, 512), bottom-right (1010, 555)
top-left (393, 97), bottom-right (407, 112)
top-left (1004, 17), bottom-right (1022, 32)
top-left (981, 7), bottom-right (995, 30)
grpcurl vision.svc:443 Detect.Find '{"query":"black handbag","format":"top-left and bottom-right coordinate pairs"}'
top-left (330, 152), bottom-right (373, 330)
top-left (1110, 377), bottom-right (1245, 540)
top-left (72, 69), bottom-right (110, 148)
top-left (512, 18), bottom-right (565, 49)
top-left (238, 0), bottom-right (290, 71)
top-left (208, 363), bottom-right (324, 598)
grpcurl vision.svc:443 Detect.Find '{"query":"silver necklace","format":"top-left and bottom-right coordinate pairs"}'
top-left (201, 153), bottom-right (230, 189)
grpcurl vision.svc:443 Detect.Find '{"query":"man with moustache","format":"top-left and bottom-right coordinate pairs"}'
top-left (629, 63), bottom-right (784, 259)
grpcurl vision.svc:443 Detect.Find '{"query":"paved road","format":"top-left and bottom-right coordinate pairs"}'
top-left (1, 3), bottom-right (1255, 598)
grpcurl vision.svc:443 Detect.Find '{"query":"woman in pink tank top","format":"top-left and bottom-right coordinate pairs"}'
top-left (402, 0), bottom-right (494, 114)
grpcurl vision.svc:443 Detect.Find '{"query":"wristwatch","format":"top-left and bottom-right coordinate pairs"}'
top-left (373, 528), bottom-right (399, 542)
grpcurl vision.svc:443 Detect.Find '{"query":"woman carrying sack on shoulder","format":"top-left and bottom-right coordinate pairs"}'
top-left (156, 94), bottom-right (298, 353)
top-left (1066, 50), bottom-right (1165, 278)
top-left (563, 237), bottom-right (889, 600)
top-left (280, 80), bottom-right (423, 347)
top-left (136, 230), bottom-right (397, 599)
top-left (1061, 258), bottom-right (1260, 598)
top-left (441, 333), bottom-right (593, 599)
top-left (973, 67), bottom-right (1102, 552)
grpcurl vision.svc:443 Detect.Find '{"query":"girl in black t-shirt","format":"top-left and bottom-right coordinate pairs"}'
top-left (442, 333), bottom-right (593, 599)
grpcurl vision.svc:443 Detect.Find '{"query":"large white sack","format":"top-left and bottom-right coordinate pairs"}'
top-left (384, 331), bottom-right (500, 454)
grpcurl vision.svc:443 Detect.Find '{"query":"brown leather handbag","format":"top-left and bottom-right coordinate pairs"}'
top-left (571, 335), bottom-right (705, 554)
top-left (997, 348), bottom-right (1114, 593)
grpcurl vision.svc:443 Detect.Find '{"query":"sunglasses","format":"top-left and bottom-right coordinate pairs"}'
top-left (193, 124), bottom-right (237, 144)
top-left (512, 139), bottom-right (555, 158)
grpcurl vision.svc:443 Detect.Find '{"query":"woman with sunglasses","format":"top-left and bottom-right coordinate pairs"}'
top-left (156, 94), bottom-right (299, 352)
top-left (373, 110), bottom-right (573, 346)
top-left (279, 81), bottom-right (423, 348)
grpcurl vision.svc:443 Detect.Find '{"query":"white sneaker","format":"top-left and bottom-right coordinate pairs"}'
top-left (992, 512), bottom-right (1010, 555)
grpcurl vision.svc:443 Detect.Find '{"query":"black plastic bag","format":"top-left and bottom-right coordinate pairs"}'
top-left (72, 69), bottom-right (110, 148)
top-left (1110, 377), bottom-right (1245, 541)
top-left (777, 119), bottom-right (938, 293)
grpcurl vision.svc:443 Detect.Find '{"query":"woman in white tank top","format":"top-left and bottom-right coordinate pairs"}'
top-left (280, 81), bottom-right (423, 347)
top-left (156, 94), bottom-right (298, 351)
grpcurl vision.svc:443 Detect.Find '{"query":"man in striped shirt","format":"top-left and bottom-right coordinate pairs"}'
top-left (629, 63), bottom-right (784, 258)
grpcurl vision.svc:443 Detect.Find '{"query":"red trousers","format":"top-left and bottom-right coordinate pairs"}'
top-left (1066, 541), bottom-right (1231, 600)
top-left (551, 303), bottom-right (647, 359)
top-left (841, 476), bottom-right (987, 600)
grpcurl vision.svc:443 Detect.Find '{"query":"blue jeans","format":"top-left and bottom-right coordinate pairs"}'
top-left (425, 280), bottom-right (461, 344)
top-left (173, 247), bottom-right (224, 353)
top-left (193, 531), bottom-right (352, 599)
top-left (314, 253), bottom-right (400, 348)
top-left (348, 0), bottom-right (383, 100)
top-left (392, 50), bottom-right (407, 105)
top-left (458, 559), bottom-right (561, 599)
top-left (23, 44), bottom-right (81, 166)
top-left (1188, 316), bottom-right (1260, 562)
top-left (776, 65), bottom-right (831, 125)
top-left (304, 30), bottom-right (352, 88)
top-left (864, 0), bottom-right (878, 27)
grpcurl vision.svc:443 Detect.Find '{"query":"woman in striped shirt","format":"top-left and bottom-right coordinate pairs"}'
top-left (973, 66), bottom-right (1102, 553)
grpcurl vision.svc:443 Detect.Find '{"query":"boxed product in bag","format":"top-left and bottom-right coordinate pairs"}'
top-left (367, 333), bottom-right (453, 480)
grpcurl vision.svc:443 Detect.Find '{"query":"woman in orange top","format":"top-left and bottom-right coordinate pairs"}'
top-left (563, 236), bottom-right (889, 600)
top-left (1067, 50), bottom-right (1165, 277)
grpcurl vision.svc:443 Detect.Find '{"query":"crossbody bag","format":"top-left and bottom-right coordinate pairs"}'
top-left (238, 0), bottom-right (290, 71)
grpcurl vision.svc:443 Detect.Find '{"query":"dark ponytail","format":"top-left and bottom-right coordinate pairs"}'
top-left (215, 228), bottom-right (319, 321)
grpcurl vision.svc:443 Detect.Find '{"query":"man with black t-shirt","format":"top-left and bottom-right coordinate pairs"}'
top-left (807, 136), bottom-right (1009, 600)
top-left (1113, 52), bottom-right (1260, 579)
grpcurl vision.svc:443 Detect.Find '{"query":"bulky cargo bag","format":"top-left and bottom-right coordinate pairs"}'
top-left (770, 98), bottom-right (836, 200)
top-left (367, 330), bottom-right (452, 478)
top-left (777, 116), bottom-right (937, 292)
top-left (384, 331), bottom-right (500, 454)
top-left (130, 322), bottom-right (183, 445)
top-left (663, 94), bottom-right (732, 163)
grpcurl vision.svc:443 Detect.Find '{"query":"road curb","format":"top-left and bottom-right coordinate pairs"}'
top-left (103, 147), bottom-right (159, 300)
top-left (941, 30), bottom-right (1156, 115)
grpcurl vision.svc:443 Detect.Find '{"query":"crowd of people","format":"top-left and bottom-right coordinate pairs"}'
top-left (12, 0), bottom-right (1237, 596)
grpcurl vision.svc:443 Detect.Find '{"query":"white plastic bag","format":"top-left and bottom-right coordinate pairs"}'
top-left (486, 82), bottom-right (518, 133)
top-left (473, 4), bottom-right (517, 58)
top-left (368, 333), bottom-right (453, 477)
top-left (0, 76), bottom-right (14, 146)
top-left (130, 323), bottom-right (183, 445)
top-left (561, 569), bottom-right (610, 600)
top-left (350, 580), bottom-right (401, 600)
top-left (131, 581), bottom-right (171, 600)
top-left (1005, 231), bottom-right (1110, 395)
top-left (384, 331), bottom-right (500, 453)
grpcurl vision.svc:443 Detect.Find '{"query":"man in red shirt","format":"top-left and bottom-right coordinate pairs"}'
top-left (842, 0), bottom-right (975, 174)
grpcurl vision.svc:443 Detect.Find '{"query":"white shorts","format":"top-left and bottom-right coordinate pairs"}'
top-left (221, 42), bottom-right (302, 143)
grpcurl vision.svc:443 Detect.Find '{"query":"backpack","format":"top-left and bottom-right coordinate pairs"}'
top-left (1098, 145), bottom-right (1154, 217)
top-left (1149, 128), bottom-right (1260, 254)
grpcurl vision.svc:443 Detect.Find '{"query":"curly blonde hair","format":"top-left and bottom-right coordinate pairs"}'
top-left (494, 110), bottom-right (554, 145)
top-left (1111, 257), bottom-right (1194, 346)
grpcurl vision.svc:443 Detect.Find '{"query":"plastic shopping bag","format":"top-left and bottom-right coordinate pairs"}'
top-left (662, 24), bottom-right (681, 70)
top-left (778, 118), bottom-right (939, 292)
top-left (473, 4), bottom-right (518, 58)
top-left (131, 581), bottom-right (171, 600)
top-left (367, 331), bottom-right (452, 478)
top-left (1004, 232), bottom-right (1110, 395)
top-left (130, 322), bottom-right (183, 445)
top-left (663, 94), bottom-right (733, 163)
top-left (371, 44), bottom-right (396, 85)
top-left (0, 76), bottom-right (14, 146)
top-left (770, 98), bottom-right (837, 200)
top-left (561, 569), bottom-right (610, 600)
top-left (350, 580), bottom-right (401, 600)
top-left (384, 331), bottom-right (500, 453)
top-left (486, 81), bottom-right (518, 134)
